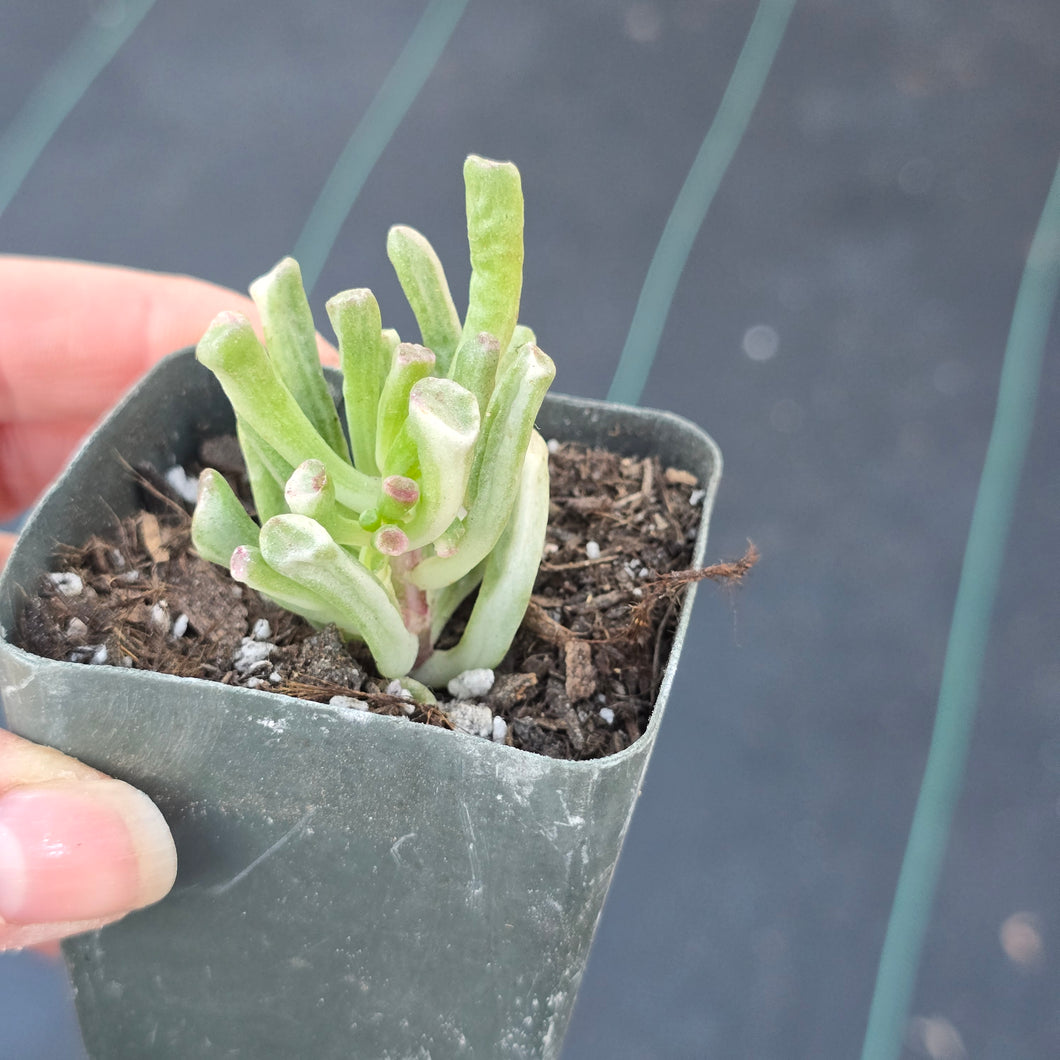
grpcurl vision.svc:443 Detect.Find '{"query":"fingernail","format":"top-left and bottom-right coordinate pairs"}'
top-left (0, 779), bottom-right (177, 924)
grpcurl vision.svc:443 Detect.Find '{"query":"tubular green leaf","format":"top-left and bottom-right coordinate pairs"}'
top-left (392, 676), bottom-right (437, 705)
top-left (326, 288), bottom-right (389, 475)
top-left (397, 377), bottom-right (480, 551)
top-left (411, 342), bottom-right (554, 589)
top-left (499, 323), bottom-right (538, 380)
top-left (379, 475), bottom-right (419, 522)
top-left (460, 155), bottom-right (523, 357)
top-left (229, 544), bottom-right (337, 627)
top-left (249, 257), bottom-right (349, 461)
top-left (259, 514), bottom-right (419, 678)
top-left (447, 330), bottom-right (501, 416)
top-left (283, 459), bottom-right (334, 520)
top-left (190, 469), bottom-right (261, 567)
top-left (197, 311), bottom-right (378, 512)
top-left (387, 224), bottom-right (462, 371)
top-left (236, 418), bottom-right (289, 525)
top-left (373, 524), bottom-right (410, 556)
top-left (413, 430), bottom-right (549, 685)
top-left (284, 461), bottom-right (370, 547)
top-left (374, 343), bottom-right (436, 474)
top-left (508, 323), bottom-right (536, 349)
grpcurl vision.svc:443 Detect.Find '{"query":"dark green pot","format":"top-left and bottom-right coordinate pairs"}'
top-left (0, 350), bottom-right (721, 1059)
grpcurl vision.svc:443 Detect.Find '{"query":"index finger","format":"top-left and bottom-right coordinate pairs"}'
top-left (0, 256), bottom-right (338, 424)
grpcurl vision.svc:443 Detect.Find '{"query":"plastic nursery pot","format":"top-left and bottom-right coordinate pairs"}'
top-left (0, 349), bottom-right (721, 1060)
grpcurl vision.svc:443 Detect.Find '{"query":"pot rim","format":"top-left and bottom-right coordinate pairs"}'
top-left (0, 350), bottom-right (723, 772)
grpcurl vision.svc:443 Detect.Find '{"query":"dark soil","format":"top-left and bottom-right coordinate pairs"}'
top-left (15, 441), bottom-right (750, 760)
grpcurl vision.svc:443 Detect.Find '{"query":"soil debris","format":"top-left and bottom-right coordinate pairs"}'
top-left (15, 441), bottom-right (755, 760)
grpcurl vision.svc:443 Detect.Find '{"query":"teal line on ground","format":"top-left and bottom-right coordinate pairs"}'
top-left (0, 1), bottom-right (158, 222)
top-left (606, 0), bottom-right (796, 406)
top-left (860, 155), bottom-right (1060, 1060)
top-left (293, 0), bottom-right (471, 295)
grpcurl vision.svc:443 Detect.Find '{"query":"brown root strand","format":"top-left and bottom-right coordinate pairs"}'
top-left (526, 543), bottom-right (759, 649)
top-left (623, 541), bottom-right (759, 644)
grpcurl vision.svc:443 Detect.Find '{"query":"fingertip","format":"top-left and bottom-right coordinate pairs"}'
top-left (0, 777), bottom-right (176, 927)
top-left (115, 781), bottom-right (179, 908)
top-left (0, 531), bottom-right (16, 571)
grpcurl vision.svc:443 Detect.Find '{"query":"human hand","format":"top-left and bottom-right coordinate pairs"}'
top-left (0, 255), bottom-right (336, 565)
top-left (0, 255), bottom-right (330, 949)
top-left (0, 729), bottom-right (177, 951)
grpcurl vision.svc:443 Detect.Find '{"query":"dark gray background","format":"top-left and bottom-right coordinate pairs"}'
top-left (1, 2), bottom-right (1058, 1057)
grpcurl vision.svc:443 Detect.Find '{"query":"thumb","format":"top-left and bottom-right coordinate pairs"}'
top-left (0, 730), bottom-right (177, 950)
top-left (0, 532), bottom-right (15, 571)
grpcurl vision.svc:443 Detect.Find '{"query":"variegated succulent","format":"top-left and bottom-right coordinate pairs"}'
top-left (191, 155), bottom-right (554, 688)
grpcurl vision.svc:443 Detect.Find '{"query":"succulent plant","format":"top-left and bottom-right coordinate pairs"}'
top-left (191, 155), bottom-right (555, 687)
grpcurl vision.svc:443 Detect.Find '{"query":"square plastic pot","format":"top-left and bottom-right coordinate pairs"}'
top-left (0, 350), bottom-right (721, 1059)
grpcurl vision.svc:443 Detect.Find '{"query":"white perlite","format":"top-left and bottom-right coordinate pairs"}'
top-left (164, 465), bottom-right (200, 505)
top-left (385, 681), bottom-right (416, 714)
top-left (148, 602), bottom-right (170, 633)
top-left (329, 695), bottom-right (368, 712)
top-left (585, 540), bottom-right (601, 561)
top-left (446, 702), bottom-right (493, 739)
top-left (48, 572), bottom-right (83, 597)
top-left (69, 644), bottom-right (108, 665)
top-left (232, 637), bottom-right (275, 673)
top-left (491, 716), bottom-right (508, 744)
top-left (251, 618), bottom-right (272, 642)
top-left (447, 668), bottom-right (495, 700)
top-left (171, 613), bottom-right (189, 639)
top-left (598, 707), bottom-right (615, 726)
